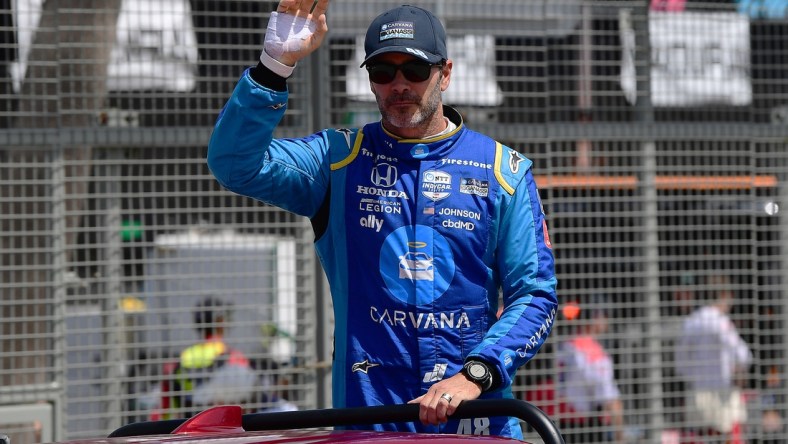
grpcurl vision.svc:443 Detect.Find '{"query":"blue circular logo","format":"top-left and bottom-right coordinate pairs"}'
top-left (411, 144), bottom-right (429, 159)
top-left (379, 225), bottom-right (455, 305)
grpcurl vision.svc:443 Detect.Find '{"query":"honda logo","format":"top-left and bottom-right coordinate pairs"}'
top-left (371, 163), bottom-right (398, 187)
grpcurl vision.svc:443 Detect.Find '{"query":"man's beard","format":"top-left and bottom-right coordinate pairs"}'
top-left (375, 79), bottom-right (442, 130)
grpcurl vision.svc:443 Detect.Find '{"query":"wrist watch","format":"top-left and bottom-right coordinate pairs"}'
top-left (462, 360), bottom-right (494, 392)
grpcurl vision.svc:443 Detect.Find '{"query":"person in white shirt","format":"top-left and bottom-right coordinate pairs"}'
top-left (556, 300), bottom-right (624, 443)
top-left (674, 275), bottom-right (753, 442)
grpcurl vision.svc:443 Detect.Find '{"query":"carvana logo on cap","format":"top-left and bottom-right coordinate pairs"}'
top-left (379, 21), bottom-right (415, 41)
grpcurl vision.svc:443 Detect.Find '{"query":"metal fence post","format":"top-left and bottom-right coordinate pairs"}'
top-left (97, 148), bottom-right (125, 431)
top-left (629, 5), bottom-right (665, 440)
top-left (52, 145), bottom-right (67, 442)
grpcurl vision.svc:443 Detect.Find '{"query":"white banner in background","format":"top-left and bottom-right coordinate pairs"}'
top-left (621, 12), bottom-right (752, 107)
top-left (107, 0), bottom-right (199, 92)
top-left (11, 0), bottom-right (198, 93)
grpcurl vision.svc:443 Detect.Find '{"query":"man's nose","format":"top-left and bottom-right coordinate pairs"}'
top-left (389, 71), bottom-right (412, 92)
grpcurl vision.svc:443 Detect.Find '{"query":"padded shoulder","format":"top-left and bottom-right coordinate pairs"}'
top-left (327, 128), bottom-right (364, 170)
top-left (493, 142), bottom-right (533, 195)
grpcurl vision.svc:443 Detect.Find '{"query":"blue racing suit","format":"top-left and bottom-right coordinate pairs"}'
top-left (207, 65), bottom-right (558, 438)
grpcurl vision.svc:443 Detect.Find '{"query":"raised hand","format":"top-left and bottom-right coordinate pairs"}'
top-left (264, 0), bottom-right (330, 67)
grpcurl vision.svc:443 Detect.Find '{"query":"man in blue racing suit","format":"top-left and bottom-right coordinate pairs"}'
top-left (207, 0), bottom-right (557, 438)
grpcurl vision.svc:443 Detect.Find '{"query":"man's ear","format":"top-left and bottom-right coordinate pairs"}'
top-left (440, 59), bottom-right (453, 92)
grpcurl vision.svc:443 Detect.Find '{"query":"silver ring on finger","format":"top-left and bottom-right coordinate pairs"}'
top-left (440, 393), bottom-right (453, 403)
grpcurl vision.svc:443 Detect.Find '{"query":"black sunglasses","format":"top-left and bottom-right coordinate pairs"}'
top-left (366, 60), bottom-right (441, 84)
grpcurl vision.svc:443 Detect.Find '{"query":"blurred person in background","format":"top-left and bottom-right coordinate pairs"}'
top-left (556, 300), bottom-right (625, 443)
top-left (759, 364), bottom-right (784, 438)
top-left (660, 272), bottom-right (698, 434)
top-left (674, 274), bottom-right (753, 443)
top-left (167, 297), bottom-right (258, 417)
top-left (670, 272), bottom-right (696, 319)
top-left (206, 0), bottom-right (557, 438)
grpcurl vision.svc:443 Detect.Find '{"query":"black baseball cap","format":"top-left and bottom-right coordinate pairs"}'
top-left (360, 5), bottom-right (447, 67)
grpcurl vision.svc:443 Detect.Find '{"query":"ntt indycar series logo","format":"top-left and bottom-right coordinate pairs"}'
top-left (421, 170), bottom-right (451, 201)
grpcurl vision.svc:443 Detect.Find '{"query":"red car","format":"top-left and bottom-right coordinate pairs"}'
top-left (60, 400), bottom-right (564, 444)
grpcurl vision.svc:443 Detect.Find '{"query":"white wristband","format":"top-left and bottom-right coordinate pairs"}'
top-left (260, 48), bottom-right (296, 79)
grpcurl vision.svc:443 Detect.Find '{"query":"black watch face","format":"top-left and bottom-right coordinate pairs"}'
top-left (468, 362), bottom-right (488, 379)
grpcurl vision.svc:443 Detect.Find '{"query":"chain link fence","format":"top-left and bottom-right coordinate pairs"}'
top-left (1, 1), bottom-right (787, 443)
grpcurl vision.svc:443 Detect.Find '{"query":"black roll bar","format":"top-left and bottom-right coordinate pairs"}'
top-left (109, 399), bottom-right (564, 444)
